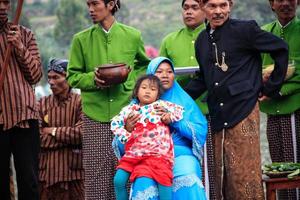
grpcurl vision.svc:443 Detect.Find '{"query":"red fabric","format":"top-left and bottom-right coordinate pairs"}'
top-left (117, 156), bottom-right (173, 186)
top-left (124, 121), bottom-right (164, 152)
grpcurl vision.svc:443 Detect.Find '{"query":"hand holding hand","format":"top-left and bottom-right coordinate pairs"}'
top-left (161, 113), bottom-right (172, 124)
top-left (154, 104), bottom-right (172, 124)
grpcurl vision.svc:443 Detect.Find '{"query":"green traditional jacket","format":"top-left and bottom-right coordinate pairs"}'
top-left (67, 22), bottom-right (149, 122)
top-left (160, 24), bottom-right (209, 114)
top-left (260, 17), bottom-right (300, 115)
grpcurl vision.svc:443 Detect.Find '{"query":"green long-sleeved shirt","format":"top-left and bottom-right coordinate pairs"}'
top-left (160, 24), bottom-right (209, 114)
top-left (67, 22), bottom-right (149, 122)
top-left (260, 17), bottom-right (300, 115)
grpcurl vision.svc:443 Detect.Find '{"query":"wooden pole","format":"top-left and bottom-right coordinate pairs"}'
top-left (0, 0), bottom-right (24, 95)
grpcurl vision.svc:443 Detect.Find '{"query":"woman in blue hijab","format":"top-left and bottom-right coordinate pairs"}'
top-left (115, 57), bottom-right (207, 199)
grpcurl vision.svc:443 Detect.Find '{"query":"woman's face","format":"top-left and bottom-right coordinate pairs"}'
top-left (154, 62), bottom-right (175, 90)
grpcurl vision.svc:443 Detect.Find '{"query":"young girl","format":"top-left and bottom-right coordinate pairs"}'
top-left (111, 75), bottom-right (184, 200)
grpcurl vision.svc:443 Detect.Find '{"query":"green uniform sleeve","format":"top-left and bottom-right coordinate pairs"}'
top-left (67, 36), bottom-right (97, 91)
top-left (159, 37), bottom-right (168, 57)
top-left (280, 68), bottom-right (300, 96)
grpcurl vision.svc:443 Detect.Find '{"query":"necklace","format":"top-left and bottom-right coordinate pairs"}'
top-left (212, 42), bottom-right (228, 72)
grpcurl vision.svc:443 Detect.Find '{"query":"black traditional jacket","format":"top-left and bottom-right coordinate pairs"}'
top-left (186, 18), bottom-right (288, 133)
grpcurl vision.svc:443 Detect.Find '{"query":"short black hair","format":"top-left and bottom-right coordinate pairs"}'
top-left (182, 0), bottom-right (201, 7)
top-left (103, 0), bottom-right (121, 15)
top-left (201, 0), bottom-right (232, 5)
top-left (132, 75), bottom-right (164, 102)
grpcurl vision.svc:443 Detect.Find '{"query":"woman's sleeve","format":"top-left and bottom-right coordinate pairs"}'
top-left (171, 112), bottom-right (207, 162)
top-left (171, 115), bottom-right (207, 146)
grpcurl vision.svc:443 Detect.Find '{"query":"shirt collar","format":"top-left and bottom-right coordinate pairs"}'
top-left (53, 89), bottom-right (73, 103)
top-left (185, 23), bottom-right (205, 38)
top-left (277, 17), bottom-right (296, 29)
top-left (206, 18), bottom-right (230, 41)
top-left (99, 20), bottom-right (117, 34)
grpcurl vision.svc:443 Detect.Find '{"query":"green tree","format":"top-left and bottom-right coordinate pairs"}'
top-left (54, 0), bottom-right (90, 48)
top-left (45, 0), bottom-right (60, 16)
top-left (232, 0), bottom-right (275, 25)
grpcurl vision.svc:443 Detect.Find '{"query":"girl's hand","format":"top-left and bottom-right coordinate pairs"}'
top-left (125, 112), bottom-right (140, 132)
top-left (154, 104), bottom-right (167, 116)
top-left (161, 113), bottom-right (172, 125)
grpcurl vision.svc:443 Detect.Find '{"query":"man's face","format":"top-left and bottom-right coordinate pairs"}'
top-left (202, 0), bottom-right (231, 29)
top-left (48, 71), bottom-right (69, 96)
top-left (0, 0), bottom-right (10, 24)
top-left (86, 0), bottom-right (112, 24)
top-left (270, 0), bottom-right (297, 23)
top-left (182, 0), bottom-right (205, 29)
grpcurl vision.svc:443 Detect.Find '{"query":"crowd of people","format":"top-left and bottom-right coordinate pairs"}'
top-left (0, 0), bottom-right (299, 200)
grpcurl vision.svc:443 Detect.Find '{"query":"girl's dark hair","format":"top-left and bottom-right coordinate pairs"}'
top-left (103, 0), bottom-right (121, 15)
top-left (132, 75), bottom-right (164, 102)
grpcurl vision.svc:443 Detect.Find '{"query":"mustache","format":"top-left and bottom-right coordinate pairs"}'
top-left (212, 14), bottom-right (225, 20)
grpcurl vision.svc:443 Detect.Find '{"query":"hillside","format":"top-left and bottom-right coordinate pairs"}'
top-left (121, 0), bottom-right (276, 48)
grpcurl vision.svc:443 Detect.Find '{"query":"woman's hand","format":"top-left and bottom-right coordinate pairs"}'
top-left (125, 112), bottom-right (140, 132)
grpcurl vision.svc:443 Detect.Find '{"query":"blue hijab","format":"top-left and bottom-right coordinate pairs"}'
top-left (146, 57), bottom-right (207, 161)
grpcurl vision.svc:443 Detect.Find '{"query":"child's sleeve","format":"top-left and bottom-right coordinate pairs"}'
top-left (110, 105), bottom-right (132, 144)
top-left (161, 100), bottom-right (184, 122)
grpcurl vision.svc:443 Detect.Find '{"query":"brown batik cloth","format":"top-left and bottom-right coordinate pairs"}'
top-left (40, 180), bottom-right (84, 200)
top-left (82, 115), bottom-right (117, 200)
top-left (266, 109), bottom-right (300, 200)
top-left (214, 105), bottom-right (264, 200)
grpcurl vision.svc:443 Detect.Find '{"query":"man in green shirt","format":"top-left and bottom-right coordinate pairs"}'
top-left (67, 0), bottom-right (149, 199)
top-left (261, 1), bottom-right (300, 199)
top-left (160, 1), bottom-right (216, 199)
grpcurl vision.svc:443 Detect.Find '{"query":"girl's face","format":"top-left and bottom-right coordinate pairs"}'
top-left (154, 62), bottom-right (175, 90)
top-left (137, 79), bottom-right (159, 106)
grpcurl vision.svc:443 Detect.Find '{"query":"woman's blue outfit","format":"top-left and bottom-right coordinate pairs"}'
top-left (113, 57), bottom-right (208, 200)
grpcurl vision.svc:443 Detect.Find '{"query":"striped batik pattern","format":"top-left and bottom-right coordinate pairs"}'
top-left (0, 21), bottom-right (42, 130)
top-left (38, 92), bottom-right (84, 188)
top-left (40, 180), bottom-right (84, 200)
